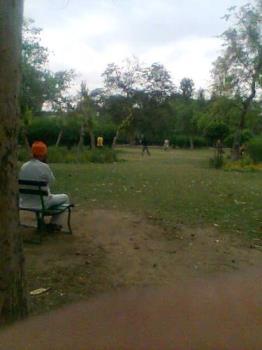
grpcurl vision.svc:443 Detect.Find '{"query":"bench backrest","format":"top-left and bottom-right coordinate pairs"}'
top-left (18, 179), bottom-right (48, 209)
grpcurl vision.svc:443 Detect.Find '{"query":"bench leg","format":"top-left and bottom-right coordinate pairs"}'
top-left (67, 207), bottom-right (73, 234)
top-left (36, 212), bottom-right (44, 243)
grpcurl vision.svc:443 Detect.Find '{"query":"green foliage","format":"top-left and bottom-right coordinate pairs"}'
top-left (171, 135), bottom-right (190, 148)
top-left (20, 115), bottom-right (119, 148)
top-left (193, 136), bottom-right (208, 148)
top-left (18, 147), bottom-right (30, 162)
top-left (20, 16), bottom-right (261, 149)
top-left (95, 121), bottom-right (116, 145)
top-left (102, 57), bottom-right (174, 101)
top-left (22, 19), bottom-right (74, 113)
top-left (212, 2), bottom-right (262, 100)
top-left (87, 148), bottom-right (118, 163)
top-left (27, 117), bottom-right (60, 145)
top-left (212, 1), bottom-right (262, 139)
top-left (224, 155), bottom-right (262, 172)
top-left (205, 121), bottom-right (229, 144)
top-left (179, 78), bottom-right (194, 98)
top-left (18, 146), bottom-right (118, 164)
top-left (171, 135), bottom-right (207, 148)
top-left (248, 136), bottom-right (262, 163)
top-left (241, 129), bottom-right (254, 143)
top-left (224, 129), bottom-right (254, 147)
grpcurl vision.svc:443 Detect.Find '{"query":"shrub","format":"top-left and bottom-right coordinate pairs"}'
top-left (18, 146), bottom-right (118, 164)
top-left (171, 135), bottom-right (207, 148)
top-left (248, 136), bottom-right (262, 163)
top-left (17, 146), bottom-right (29, 162)
top-left (224, 129), bottom-right (254, 147)
top-left (88, 148), bottom-right (118, 163)
top-left (171, 135), bottom-right (190, 148)
top-left (28, 117), bottom-right (60, 146)
top-left (193, 136), bottom-right (208, 148)
top-left (209, 155), bottom-right (224, 169)
top-left (93, 122), bottom-right (117, 146)
top-left (224, 160), bottom-right (262, 172)
top-left (205, 121), bottom-right (229, 144)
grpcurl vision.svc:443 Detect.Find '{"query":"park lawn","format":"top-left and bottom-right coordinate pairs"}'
top-left (52, 147), bottom-right (262, 238)
top-left (24, 147), bottom-right (262, 316)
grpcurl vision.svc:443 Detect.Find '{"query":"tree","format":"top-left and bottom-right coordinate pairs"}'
top-left (205, 121), bottom-right (230, 145)
top-left (179, 78), bottom-right (194, 99)
top-left (175, 78), bottom-right (196, 148)
top-left (102, 57), bottom-right (144, 98)
top-left (21, 19), bottom-right (74, 114)
top-left (0, 0), bottom-right (28, 323)
top-left (76, 82), bottom-right (96, 150)
top-left (174, 99), bottom-right (198, 149)
top-left (102, 58), bottom-right (144, 144)
top-left (21, 107), bottom-right (33, 155)
top-left (212, 1), bottom-right (262, 158)
top-left (102, 58), bottom-right (175, 144)
top-left (143, 62), bottom-right (175, 102)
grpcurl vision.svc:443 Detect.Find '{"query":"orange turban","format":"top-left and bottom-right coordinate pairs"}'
top-left (31, 141), bottom-right (48, 157)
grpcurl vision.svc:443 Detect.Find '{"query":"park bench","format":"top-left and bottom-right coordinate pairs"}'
top-left (19, 179), bottom-right (74, 242)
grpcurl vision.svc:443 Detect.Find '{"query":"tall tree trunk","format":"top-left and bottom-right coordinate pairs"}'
top-left (189, 136), bottom-right (194, 150)
top-left (87, 128), bottom-right (95, 150)
top-left (112, 130), bottom-right (120, 148)
top-left (232, 74), bottom-right (258, 160)
top-left (55, 129), bottom-right (64, 147)
top-left (112, 109), bottom-right (133, 147)
top-left (22, 127), bottom-right (31, 156)
top-left (78, 124), bottom-right (85, 151)
top-left (0, 0), bottom-right (28, 324)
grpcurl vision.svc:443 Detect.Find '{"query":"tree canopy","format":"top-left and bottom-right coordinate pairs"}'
top-left (21, 19), bottom-right (74, 114)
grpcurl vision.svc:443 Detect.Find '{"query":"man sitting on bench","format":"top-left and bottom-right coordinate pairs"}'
top-left (19, 141), bottom-right (70, 231)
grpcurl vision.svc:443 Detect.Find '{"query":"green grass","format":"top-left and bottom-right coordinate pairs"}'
top-left (51, 148), bottom-right (262, 238)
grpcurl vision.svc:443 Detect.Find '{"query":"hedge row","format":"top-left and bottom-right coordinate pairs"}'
top-left (248, 136), bottom-right (262, 163)
top-left (20, 117), bottom-right (261, 153)
top-left (18, 146), bottom-right (118, 164)
top-left (20, 117), bottom-right (117, 148)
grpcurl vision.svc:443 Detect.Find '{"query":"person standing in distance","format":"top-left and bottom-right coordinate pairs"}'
top-left (141, 135), bottom-right (150, 156)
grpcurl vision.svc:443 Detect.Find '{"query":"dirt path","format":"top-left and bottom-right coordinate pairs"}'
top-left (75, 208), bottom-right (262, 284)
top-left (22, 209), bottom-right (262, 314)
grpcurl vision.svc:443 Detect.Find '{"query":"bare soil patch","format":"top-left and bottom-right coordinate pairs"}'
top-left (21, 209), bottom-right (262, 315)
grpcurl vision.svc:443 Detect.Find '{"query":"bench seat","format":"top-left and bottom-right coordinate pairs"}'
top-left (19, 179), bottom-right (74, 242)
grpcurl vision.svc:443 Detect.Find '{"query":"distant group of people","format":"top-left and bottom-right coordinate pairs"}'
top-left (140, 136), bottom-right (170, 156)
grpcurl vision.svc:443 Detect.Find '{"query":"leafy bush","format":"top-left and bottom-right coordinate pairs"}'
top-left (224, 134), bottom-right (234, 147)
top-left (171, 135), bottom-right (207, 148)
top-left (28, 117), bottom-right (60, 146)
top-left (20, 116), bottom-right (119, 148)
top-left (171, 135), bottom-right (190, 148)
top-left (87, 148), bottom-right (118, 163)
top-left (18, 146), bottom-right (118, 164)
top-left (17, 146), bottom-right (29, 162)
top-left (93, 122), bottom-right (117, 146)
top-left (224, 160), bottom-right (262, 172)
top-left (209, 155), bottom-right (224, 169)
top-left (205, 121), bottom-right (229, 144)
top-left (248, 136), bottom-right (262, 163)
top-left (193, 136), bottom-right (208, 148)
top-left (224, 129), bottom-right (254, 147)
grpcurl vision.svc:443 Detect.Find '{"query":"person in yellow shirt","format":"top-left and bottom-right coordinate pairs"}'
top-left (97, 136), bottom-right (104, 148)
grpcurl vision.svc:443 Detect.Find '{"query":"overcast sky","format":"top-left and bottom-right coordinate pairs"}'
top-left (24, 0), bottom-right (249, 91)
